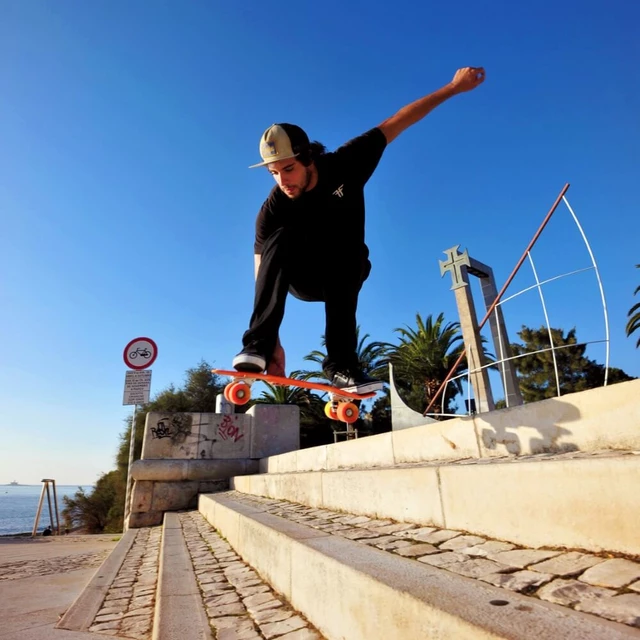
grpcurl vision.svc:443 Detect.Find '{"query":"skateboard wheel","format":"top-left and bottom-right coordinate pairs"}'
top-left (324, 402), bottom-right (338, 420)
top-left (228, 381), bottom-right (250, 405)
top-left (336, 402), bottom-right (358, 423)
top-left (223, 383), bottom-right (234, 403)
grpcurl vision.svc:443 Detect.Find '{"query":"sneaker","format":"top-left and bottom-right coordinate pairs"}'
top-left (330, 369), bottom-right (384, 394)
top-left (232, 347), bottom-right (266, 373)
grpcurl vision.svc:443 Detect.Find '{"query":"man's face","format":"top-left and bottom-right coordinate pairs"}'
top-left (267, 158), bottom-right (312, 199)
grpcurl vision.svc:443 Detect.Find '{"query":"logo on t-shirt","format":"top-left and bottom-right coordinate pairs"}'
top-left (333, 184), bottom-right (344, 198)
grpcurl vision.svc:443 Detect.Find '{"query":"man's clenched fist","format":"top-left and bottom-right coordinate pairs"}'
top-left (451, 67), bottom-right (486, 93)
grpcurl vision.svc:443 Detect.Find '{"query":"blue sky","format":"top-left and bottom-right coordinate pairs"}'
top-left (1, 1), bottom-right (638, 485)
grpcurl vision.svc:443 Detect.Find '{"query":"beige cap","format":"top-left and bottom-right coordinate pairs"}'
top-left (249, 123), bottom-right (311, 168)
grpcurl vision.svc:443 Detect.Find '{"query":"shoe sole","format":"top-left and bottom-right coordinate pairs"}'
top-left (233, 364), bottom-right (264, 373)
top-left (232, 354), bottom-right (266, 373)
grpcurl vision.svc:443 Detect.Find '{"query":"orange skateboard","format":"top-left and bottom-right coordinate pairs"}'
top-left (212, 369), bottom-right (377, 424)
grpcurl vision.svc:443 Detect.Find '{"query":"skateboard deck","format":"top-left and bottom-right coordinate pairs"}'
top-left (212, 369), bottom-right (377, 424)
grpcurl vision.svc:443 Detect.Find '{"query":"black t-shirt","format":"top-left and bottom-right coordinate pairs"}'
top-left (253, 127), bottom-right (387, 259)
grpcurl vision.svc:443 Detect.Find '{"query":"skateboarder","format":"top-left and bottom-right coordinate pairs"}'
top-left (233, 67), bottom-right (485, 393)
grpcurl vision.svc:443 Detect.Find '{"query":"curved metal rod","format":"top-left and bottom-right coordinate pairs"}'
top-left (497, 266), bottom-right (595, 306)
top-left (562, 196), bottom-right (610, 386)
top-left (527, 251), bottom-right (561, 397)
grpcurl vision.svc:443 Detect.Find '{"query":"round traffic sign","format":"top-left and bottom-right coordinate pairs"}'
top-left (123, 337), bottom-right (157, 370)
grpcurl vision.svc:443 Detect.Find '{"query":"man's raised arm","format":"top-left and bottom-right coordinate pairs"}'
top-left (378, 67), bottom-right (485, 144)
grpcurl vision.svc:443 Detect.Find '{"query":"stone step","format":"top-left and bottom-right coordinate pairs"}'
top-left (177, 510), bottom-right (325, 639)
top-left (198, 491), bottom-right (640, 639)
top-left (152, 512), bottom-right (213, 639)
top-left (56, 526), bottom-right (160, 638)
top-left (58, 510), bottom-right (327, 639)
top-left (230, 450), bottom-right (640, 556)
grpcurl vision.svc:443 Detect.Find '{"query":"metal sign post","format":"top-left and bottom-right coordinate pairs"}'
top-left (122, 337), bottom-right (157, 530)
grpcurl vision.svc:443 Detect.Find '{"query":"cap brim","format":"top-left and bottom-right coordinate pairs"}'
top-left (248, 152), bottom-right (299, 169)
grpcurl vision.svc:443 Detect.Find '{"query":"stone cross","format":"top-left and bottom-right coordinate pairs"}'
top-left (439, 245), bottom-right (471, 290)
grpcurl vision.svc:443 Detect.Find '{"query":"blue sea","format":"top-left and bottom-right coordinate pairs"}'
top-left (0, 484), bottom-right (93, 535)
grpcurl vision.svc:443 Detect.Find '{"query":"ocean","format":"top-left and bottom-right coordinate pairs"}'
top-left (0, 484), bottom-right (93, 536)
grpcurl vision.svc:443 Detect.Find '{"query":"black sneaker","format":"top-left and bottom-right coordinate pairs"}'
top-left (330, 369), bottom-right (384, 394)
top-left (232, 346), bottom-right (266, 373)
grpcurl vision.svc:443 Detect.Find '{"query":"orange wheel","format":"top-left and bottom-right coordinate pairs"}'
top-left (223, 383), bottom-right (234, 402)
top-left (228, 381), bottom-right (251, 405)
top-left (324, 402), bottom-right (338, 420)
top-left (336, 402), bottom-right (358, 423)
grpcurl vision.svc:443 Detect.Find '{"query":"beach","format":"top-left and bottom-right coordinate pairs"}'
top-left (0, 533), bottom-right (119, 640)
top-left (0, 484), bottom-right (92, 536)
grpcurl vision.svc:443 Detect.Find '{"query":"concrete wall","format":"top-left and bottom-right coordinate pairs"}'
top-left (125, 404), bottom-right (299, 528)
top-left (258, 379), bottom-right (640, 474)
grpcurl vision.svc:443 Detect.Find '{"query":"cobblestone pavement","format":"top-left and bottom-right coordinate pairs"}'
top-left (181, 511), bottom-right (325, 640)
top-left (0, 550), bottom-right (110, 581)
top-left (228, 491), bottom-right (640, 630)
top-left (88, 526), bottom-right (161, 639)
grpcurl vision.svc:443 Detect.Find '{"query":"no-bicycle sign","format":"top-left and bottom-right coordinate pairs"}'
top-left (123, 337), bottom-right (158, 370)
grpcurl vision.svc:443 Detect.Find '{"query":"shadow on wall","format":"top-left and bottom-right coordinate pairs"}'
top-left (477, 395), bottom-right (583, 456)
top-left (389, 361), bottom-right (581, 457)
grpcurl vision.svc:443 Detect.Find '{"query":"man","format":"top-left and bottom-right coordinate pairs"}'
top-left (233, 66), bottom-right (485, 393)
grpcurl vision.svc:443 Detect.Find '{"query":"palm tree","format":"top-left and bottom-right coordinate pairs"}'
top-left (298, 325), bottom-right (390, 383)
top-left (383, 312), bottom-right (468, 416)
top-left (626, 265), bottom-right (640, 348)
top-left (255, 381), bottom-right (309, 405)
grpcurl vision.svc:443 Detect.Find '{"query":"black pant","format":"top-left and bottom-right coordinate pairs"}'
top-left (241, 227), bottom-right (371, 374)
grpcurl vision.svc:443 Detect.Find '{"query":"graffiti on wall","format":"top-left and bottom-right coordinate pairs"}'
top-left (217, 415), bottom-right (244, 443)
top-left (150, 414), bottom-right (193, 443)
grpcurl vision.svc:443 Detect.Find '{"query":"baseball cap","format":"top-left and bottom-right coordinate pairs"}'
top-left (248, 123), bottom-right (310, 168)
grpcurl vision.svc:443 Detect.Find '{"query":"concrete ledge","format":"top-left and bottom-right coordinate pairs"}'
top-left (126, 458), bottom-right (260, 529)
top-left (232, 453), bottom-right (640, 556)
top-left (440, 453), bottom-right (640, 555)
top-left (199, 492), bottom-right (638, 640)
top-left (131, 458), bottom-right (259, 481)
top-left (259, 380), bottom-right (640, 473)
top-left (56, 529), bottom-right (136, 631)
top-left (152, 512), bottom-right (212, 640)
top-left (127, 478), bottom-right (230, 528)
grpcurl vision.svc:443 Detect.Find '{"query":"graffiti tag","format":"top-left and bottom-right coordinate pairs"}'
top-left (150, 414), bottom-right (193, 442)
top-left (151, 423), bottom-right (173, 439)
top-left (218, 415), bottom-right (244, 443)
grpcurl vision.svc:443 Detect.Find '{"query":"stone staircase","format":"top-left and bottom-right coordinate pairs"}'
top-left (56, 380), bottom-right (640, 638)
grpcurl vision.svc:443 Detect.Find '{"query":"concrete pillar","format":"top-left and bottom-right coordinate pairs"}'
top-left (469, 258), bottom-right (524, 408)
top-left (440, 246), bottom-right (495, 413)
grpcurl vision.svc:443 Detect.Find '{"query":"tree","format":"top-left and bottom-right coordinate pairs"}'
top-left (62, 470), bottom-right (123, 533)
top-left (65, 360), bottom-right (227, 533)
top-left (626, 264), bottom-right (640, 348)
top-left (509, 326), bottom-right (635, 402)
top-left (383, 312), bottom-right (469, 416)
